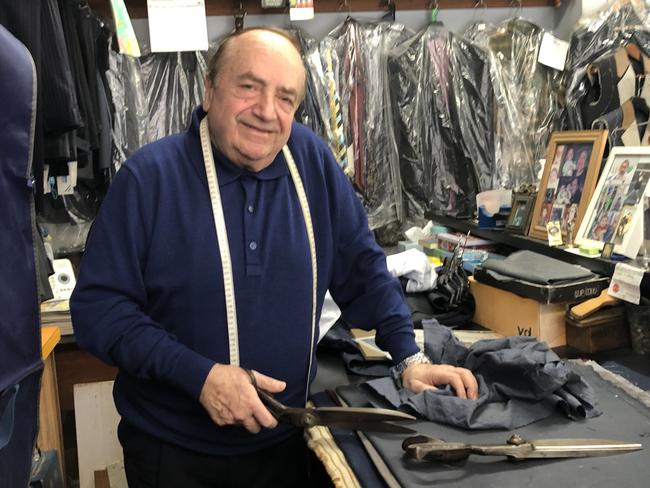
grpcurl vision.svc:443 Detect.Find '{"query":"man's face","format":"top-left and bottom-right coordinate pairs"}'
top-left (203, 31), bottom-right (305, 172)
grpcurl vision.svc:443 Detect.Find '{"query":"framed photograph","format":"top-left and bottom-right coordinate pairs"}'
top-left (528, 130), bottom-right (608, 240)
top-left (576, 147), bottom-right (650, 258)
top-left (506, 193), bottom-right (536, 234)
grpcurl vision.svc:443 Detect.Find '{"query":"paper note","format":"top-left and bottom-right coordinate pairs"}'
top-left (538, 32), bottom-right (569, 71)
top-left (147, 0), bottom-right (208, 53)
top-left (289, 0), bottom-right (315, 21)
top-left (547, 221), bottom-right (563, 247)
top-left (608, 262), bottom-right (645, 304)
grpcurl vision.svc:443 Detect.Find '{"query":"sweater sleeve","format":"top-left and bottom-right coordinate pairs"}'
top-left (322, 148), bottom-right (420, 365)
top-left (70, 165), bottom-right (214, 400)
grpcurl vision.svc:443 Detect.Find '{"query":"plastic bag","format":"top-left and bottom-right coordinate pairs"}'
top-left (140, 50), bottom-right (208, 142)
top-left (387, 21), bottom-right (496, 221)
top-left (319, 18), bottom-right (412, 236)
top-left (107, 40), bottom-right (148, 173)
top-left (472, 17), bottom-right (563, 189)
top-left (566, 0), bottom-right (650, 130)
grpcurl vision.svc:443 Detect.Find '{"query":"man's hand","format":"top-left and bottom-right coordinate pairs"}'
top-left (402, 363), bottom-right (478, 400)
top-left (199, 364), bottom-right (286, 433)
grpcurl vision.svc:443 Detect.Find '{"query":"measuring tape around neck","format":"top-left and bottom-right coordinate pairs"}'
top-left (199, 117), bottom-right (317, 403)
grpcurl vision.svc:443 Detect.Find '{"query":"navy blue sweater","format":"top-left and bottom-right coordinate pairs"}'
top-left (70, 107), bottom-right (418, 455)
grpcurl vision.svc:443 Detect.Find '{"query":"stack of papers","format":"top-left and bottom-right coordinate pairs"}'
top-left (41, 299), bottom-right (73, 336)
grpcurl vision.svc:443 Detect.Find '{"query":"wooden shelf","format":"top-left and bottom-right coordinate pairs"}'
top-left (427, 212), bottom-right (623, 277)
top-left (88, 0), bottom-right (557, 19)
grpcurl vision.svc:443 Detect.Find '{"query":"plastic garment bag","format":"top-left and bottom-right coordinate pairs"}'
top-left (479, 18), bottom-right (563, 189)
top-left (107, 40), bottom-right (148, 173)
top-left (294, 29), bottom-right (329, 140)
top-left (140, 50), bottom-right (208, 143)
top-left (319, 18), bottom-right (412, 237)
top-left (566, 1), bottom-right (650, 131)
top-left (387, 22), bottom-right (496, 221)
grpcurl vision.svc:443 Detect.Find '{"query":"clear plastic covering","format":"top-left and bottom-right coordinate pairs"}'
top-left (293, 29), bottom-right (329, 139)
top-left (107, 40), bottom-right (148, 173)
top-left (466, 18), bottom-right (564, 189)
top-left (566, 0), bottom-right (650, 131)
top-left (386, 21), bottom-right (497, 221)
top-left (140, 50), bottom-right (208, 142)
top-left (311, 18), bottom-right (412, 238)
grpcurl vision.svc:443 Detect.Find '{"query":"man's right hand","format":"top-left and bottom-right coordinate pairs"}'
top-left (199, 364), bottom-right (286, 433)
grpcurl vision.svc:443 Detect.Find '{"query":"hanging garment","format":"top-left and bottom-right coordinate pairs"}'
top-left (107, 39), bottom-right (148, 173)
top-left (0, 24), bottom-right (44, 488)
top-left (140, 50), bottom-right (208, 142)
top-left (592, 97), bottom-right (650, 150)
top-left (366, 321), bottom-right (600, 430)
top-left (293, 29), bottom-right (328, 139)
top-left (566, 1), bottom-right (650, 130)
top-left (581, 45), bottom-right (650, 130)
top-left (0, 0), bottom-right (83, 209)
top-left (485, 17), bottom-right (563, 188)
top-left (319, 18), bottom-right (412, 238)
top-left (388, 21), bottom-right (496, 220)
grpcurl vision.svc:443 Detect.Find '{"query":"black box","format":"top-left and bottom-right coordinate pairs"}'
top-left (473, 266), bottom-right (610, 304)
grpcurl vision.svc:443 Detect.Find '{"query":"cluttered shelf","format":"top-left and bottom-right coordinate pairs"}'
top-left (426, 212), bottom-right (641, 278)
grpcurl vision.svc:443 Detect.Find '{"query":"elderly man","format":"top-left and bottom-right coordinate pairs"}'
top-left (71, 27), bottom-right (477, 487)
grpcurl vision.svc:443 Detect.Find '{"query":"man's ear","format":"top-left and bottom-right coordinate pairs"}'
top-left (203, 76), bottom-right (214, 111)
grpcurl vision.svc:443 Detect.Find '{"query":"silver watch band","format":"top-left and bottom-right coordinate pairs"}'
top-left (395, 351), bottom-right (432, 376)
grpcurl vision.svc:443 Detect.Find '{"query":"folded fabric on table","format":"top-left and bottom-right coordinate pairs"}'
top-left (480, 250), bottom-right (593, 284)
top-left (366, 320), bottom-right (600, 429)
top-left (319, 323), bottom-right (391, 377)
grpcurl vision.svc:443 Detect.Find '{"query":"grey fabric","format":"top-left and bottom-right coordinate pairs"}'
top-left (338, 361), bottom-right (649, 488)
top-left (480, 250), bottom-right (593, 284)
top-left (366, 321), bottom-right (600, 430)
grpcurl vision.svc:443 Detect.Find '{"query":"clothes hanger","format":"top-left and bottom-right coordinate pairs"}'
top-left (338, 0), bottom-right (352, 20)
top-left (508, 0), bottom-right (523, 20)
top-left (234, 1), bottom-right (246, 32)
top-left (428, 0), bottom-right (439, 23)
top-left (381, 0), bottom-right (396, 23)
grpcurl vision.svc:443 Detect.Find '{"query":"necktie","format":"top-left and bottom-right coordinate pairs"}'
top-left (324, 48), bottom-right (348, 170)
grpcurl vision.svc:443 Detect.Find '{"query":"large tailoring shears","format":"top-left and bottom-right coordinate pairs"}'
top-left (402, 433), bottom-right (643, 462)
top-left (246, 370), bottom-right (417, 434)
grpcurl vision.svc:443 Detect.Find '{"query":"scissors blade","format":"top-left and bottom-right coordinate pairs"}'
top-left (524, 438), bottom-right (643, 458)
top-left (309, 406), bottom-right (417, 433)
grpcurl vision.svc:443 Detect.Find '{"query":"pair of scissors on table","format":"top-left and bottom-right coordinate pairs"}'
top-left (245, 369), bottom-right (417, 434)
top-left (402, 433), bottom-right (643, 462)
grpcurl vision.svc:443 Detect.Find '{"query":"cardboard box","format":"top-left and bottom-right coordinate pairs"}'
top-left (469, 277), bottom-right (566, 347)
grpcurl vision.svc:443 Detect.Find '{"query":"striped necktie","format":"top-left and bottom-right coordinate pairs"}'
top-left (324, 48), bottom-right (348, 170)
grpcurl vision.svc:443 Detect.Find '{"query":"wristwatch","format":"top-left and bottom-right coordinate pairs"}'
top-left (394, 351), bottom-right (432, 377)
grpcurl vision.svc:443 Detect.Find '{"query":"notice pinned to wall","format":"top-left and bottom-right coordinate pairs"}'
top-left (289, 0), bottom-right (315, 21)
top-left (147, 0), bottom-right (209, 53)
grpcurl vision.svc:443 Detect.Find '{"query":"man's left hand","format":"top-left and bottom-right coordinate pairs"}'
top-left (402, 363), bottom-right (478, 400)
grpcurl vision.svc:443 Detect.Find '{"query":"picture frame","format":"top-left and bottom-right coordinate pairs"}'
top-left (576, 146), bottom-right (650, 258)
top-left (528, 130), bottom-right (608, 241)
top-left (506, 193), bottom-right (536, 234)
